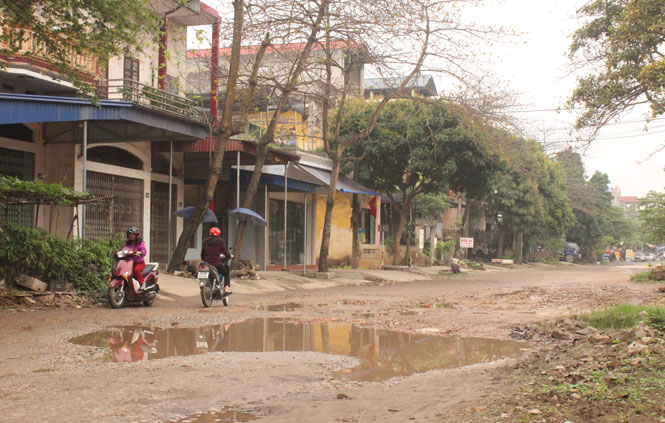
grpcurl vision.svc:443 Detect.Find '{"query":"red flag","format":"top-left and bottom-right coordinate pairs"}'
top-left (369, 196), bottom-right (378, 218)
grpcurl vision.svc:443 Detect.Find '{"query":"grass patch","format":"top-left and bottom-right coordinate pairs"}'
top-left (630, 271), bottom-right (653, 282)
top-left (578, 303), bottom-right (665, 331)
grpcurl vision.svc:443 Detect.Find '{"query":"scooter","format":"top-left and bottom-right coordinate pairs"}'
top-left (198, 250), bottom-right (232, 308)
top-left (107, 249), bottom-right (160, 308)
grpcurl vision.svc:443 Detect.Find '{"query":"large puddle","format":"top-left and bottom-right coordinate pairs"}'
top-left (71, 318), bottom-right (528, 382)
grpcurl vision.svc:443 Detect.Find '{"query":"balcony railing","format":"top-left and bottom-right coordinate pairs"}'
top-left (99, 79), bottom-right (206, 123)
top-left (0, 26), bottom-right (99, 78)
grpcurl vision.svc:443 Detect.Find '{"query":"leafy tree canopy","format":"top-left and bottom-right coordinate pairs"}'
top-left (342, 99), bottom-right (497, 205)
top-left (639, 191), bottom-right (665, 244)
top-left (0, 0), bottom-right (161, 94)
top-left (569, 0), bottom-right (665, 131)
top-left (489, 140), bottom-right (573, 239)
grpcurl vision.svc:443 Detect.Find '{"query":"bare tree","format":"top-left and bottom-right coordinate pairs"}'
top-left (167, 0), bottom-right (270, 272)
top-left (314, 0), bottom-right (506, 272)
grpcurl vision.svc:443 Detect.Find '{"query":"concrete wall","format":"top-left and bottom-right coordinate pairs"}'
top-left (43, 141), bottom-right (76, 238)
top-left (315, 191), bottom-right (353, 265)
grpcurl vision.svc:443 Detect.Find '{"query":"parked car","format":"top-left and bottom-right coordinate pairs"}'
top-left (635, 252), bottom-right (646, 262)
top-left (560, 242), bottom-right (582, 263)
top-left (645, 253), bottom-right (656, 261)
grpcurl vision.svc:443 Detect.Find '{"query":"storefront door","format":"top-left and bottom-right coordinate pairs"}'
top-left (269, 199), bottom-right (305, 265)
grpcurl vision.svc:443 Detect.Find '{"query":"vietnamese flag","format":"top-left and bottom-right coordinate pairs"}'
top-left (369, 196), bottom-right (378, 218)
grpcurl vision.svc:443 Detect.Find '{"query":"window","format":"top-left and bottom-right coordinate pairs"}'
top-left (166, 75), bottom-right (179, 95)
top-left (123, 57), bottom-right (140, 83)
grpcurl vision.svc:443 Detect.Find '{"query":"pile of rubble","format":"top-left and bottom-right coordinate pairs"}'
top-left (0, 275), bottom-right (91, 310)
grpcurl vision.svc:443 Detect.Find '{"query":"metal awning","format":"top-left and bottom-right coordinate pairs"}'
top-left (0, 93), bottom-right (208, 143)
top-left (290, 164), bottom-right (379, 196)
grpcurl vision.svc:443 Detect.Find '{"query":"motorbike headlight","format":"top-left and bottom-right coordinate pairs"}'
top-left (116, 251), bottom-right (126, 259)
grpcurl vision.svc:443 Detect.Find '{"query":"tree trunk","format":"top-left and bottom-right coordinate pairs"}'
top-left (497, 227), bottom-right (504, 258)
top-left (429, 224), bottom-right (435, 266)
top-left (167, 136), bottom-right (229, 272)
top-left (318, 158), bottom-right (341, 272)
top-left (517, 231), bottom-right (523, 264)
top-left (351, 193), bottom-right (360, 269)
top-left (393, 204), bottom-right (408, 265)
top-left (462, 196), bottom-right (470, 260)
top-left (167, 0), bottom-right (245, 273)
top-left (231, 144), bottom-right (269, 269)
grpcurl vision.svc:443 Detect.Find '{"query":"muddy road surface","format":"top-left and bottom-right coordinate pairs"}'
top-left (0, 263), bottom-right (655, 422)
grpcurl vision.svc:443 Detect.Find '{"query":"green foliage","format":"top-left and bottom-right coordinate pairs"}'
top-left (555, 151), bottom-right (637, 259)
top-left (489, 140), bottom-right (573, 240)
top-left (436, 240), bottom-right (454, 259)
top-left (569, 0), bottom-right (665, 129)
top-left (0, 0), bottom-right (161, 95)
top-left (414, 193), bottom-right (452, 221)
top-left (342, 99), bottom-right (497, 201)
top-left (0, 224), bottom-right (122, 298)
top-left (579, 304), bottom-right (665, 331)
top-left (639, 191), bottom-right (665, 244)
top-left (630, 271), bottom-right (652, 282)
top-left (0, 175), bottom-right (93, 205)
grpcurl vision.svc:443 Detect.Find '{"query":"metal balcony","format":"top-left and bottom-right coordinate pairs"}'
top-left (98, 79), bottom-right (206, 123)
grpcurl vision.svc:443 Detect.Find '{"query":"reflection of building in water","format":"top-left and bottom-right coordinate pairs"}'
top-left (71, 319), bottom-right (527, 382)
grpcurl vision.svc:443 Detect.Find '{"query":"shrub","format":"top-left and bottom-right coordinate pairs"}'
top-left (0, 224), bottom-right (122, 298)
top-left (579, 304), bottom-right (665, 331)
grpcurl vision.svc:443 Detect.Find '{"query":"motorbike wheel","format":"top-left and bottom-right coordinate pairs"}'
top-left (200, 280), bottom-right (214, 308)
top-left (222, 294), bottom-right (229, 307)
top-left (107, 286), bottom-right (125, 308)
top-left (143, 292), bottom-right (156, 307)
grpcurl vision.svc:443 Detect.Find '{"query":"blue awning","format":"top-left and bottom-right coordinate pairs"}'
top-left (290, 164), bottom-right (379, 196)
top-left (0, 93), bottom-right (207, 142)
top-left (185, 168), bottom-right (318, 192)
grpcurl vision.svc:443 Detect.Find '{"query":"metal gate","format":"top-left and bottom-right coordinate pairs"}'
top-left (86, 171), bottom-right (143, 241)
top-left (0, 147), bottom-right (35, 227)
top-left (150, 181), bottom-right (176, 263)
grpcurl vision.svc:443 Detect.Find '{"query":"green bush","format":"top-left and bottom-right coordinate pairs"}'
top-left (0, 224), bottom-right (122, 298)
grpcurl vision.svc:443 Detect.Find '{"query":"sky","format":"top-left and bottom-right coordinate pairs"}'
top-left (195, 0), bottom-right (663, 197)
top-left (461, 0), bottom-right (665, 197)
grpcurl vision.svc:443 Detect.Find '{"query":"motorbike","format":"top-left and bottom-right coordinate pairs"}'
top-left (198, 250), bottom-right (232, 308)
top-left (107, 249), bottom-right (160, 308)
top-left (451, 257), bottom-right (461, 274)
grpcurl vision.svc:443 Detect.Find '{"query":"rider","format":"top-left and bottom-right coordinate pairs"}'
top-left (201, 227), bottom-right (233, 295)
top-left (123, 226), bottom-right (147, 291)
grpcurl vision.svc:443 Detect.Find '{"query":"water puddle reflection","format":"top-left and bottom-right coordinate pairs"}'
top-left (170, 408), bottom-right (259, 423)
top-left (263, 302), bottom-right (302, 312)
top-left (71, 318), bottom-right (528, 382)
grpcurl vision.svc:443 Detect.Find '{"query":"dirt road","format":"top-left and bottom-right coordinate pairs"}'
top-left (0, 263), bottom-right (656, 422)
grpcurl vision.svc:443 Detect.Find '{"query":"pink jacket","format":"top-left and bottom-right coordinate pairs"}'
top-left (123, 240), bottom-right (146, 264)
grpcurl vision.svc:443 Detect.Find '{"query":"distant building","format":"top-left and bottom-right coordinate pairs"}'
top-left (611, 186), bottom-right (639, 218)
top-left (364, 75), bottom-right (438, 100)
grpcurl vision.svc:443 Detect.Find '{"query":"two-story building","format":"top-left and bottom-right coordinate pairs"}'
top-left (0, 0), bottom-right (220, 264)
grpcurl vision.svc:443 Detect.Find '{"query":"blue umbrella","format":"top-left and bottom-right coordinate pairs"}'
top-left (230, 207), bottom-right (267, 226)
top-left (174, 207), bottom-right (218, 223)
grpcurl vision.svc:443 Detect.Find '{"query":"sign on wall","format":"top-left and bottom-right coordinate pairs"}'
top-left (460, 237), bottom-right (474, 249)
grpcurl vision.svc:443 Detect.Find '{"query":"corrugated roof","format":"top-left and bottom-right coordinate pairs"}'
top-left (364, 75), bottom-right (437, 94)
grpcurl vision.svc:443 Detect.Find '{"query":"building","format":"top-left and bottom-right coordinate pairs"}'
top-left (0, 0), bottom-right (219, 264)
top-left (364, 75), bottom-right (438, 100)
top-left (181, 41), bottom-right (381, 269)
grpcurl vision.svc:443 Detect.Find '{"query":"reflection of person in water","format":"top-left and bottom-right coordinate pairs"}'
top-left (108, 328), bottom-right (157, 362)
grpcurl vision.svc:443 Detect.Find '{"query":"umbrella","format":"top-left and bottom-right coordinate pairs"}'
top-left (174, 207), bottom-right (218, 223)
top-left (229, 207), bottom-right (267, 226)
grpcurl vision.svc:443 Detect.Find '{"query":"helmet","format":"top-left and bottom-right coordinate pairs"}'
top-left (209, 227), bottom-right (221, 237)
top-left (127, 226), bottom-right (141, 238)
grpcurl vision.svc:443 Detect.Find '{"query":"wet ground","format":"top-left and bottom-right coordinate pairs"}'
top-left (0, 262), bottom-right (656, 422)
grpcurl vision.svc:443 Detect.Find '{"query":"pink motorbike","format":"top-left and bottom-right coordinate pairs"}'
top-left (107, 249), bottom-right (159, 308)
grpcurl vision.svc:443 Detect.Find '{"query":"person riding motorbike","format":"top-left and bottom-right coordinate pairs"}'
top-left (201, 227), bottom-right (233, 295)
top-left (123, 226), bottom-right (148, 291)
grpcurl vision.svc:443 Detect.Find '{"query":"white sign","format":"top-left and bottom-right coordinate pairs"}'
top-left (460, 237), bottom-right (474, 249)
top-left (418, 229), bottom-right (425, 249)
